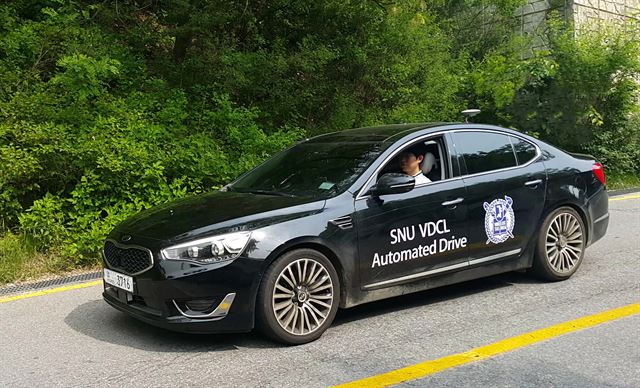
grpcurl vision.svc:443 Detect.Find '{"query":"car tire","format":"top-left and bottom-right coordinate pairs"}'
top-left (532, 206), bottom-right (586, 281)
top-left (256, 249), bottom-right (340, 345)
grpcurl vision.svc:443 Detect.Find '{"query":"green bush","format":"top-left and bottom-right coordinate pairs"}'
top-left (0, 1), bottom-right (638, 279)
top-left (510, 18), bottom-right (639, 154)
top-left (467, 14), bottom-right (640, 175)
top-left (585, 113), bottom-right (640, 175)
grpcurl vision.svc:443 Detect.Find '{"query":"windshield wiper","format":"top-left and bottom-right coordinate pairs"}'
top-left (229, 187), bottom-right (297, 197)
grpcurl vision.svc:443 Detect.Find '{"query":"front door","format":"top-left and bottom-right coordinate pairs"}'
top-left (355, 178), bottom-right (469, 290)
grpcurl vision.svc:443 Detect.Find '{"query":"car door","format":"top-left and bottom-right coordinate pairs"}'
top-left (354, 135), bottom-right (470, 290)
top-left (451, 130), bottom-right (547, 265)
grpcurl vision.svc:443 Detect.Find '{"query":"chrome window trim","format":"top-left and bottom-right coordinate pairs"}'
top-left (356, 131), bottom-right (453, 200)
top-left (103, 239), bottom-right (155, 276)
top-left (507, 134), bottom-right (518, 164)
top-left (355, 128), bottom-right (542, 201)
top-left (451, 129), bottom-right (542, 180)
top-left (436, 139), bottom-right (446, 181)
top-left (362, 248), bottom-right (522, 290)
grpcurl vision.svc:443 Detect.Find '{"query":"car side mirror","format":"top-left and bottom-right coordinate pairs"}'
top-left (369, 173), bottom-right (415, 197)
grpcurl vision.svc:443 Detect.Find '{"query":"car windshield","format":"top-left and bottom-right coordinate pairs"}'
top-left (229, 140), bottom-right (386, 198)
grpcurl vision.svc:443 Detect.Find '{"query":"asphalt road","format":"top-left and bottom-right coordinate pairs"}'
top-left (1, 195), bottom-right (639, 387)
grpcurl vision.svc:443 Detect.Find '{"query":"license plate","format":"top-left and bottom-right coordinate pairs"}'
top-left (104, 269), bottom-right (134, 293)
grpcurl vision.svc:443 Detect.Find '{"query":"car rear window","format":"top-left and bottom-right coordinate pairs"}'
top-left (510, 136), bottom-right (538, 165)
top-left (454, 131), bottom-right (517, 175)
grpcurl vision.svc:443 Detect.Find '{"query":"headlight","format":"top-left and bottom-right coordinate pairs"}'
top-left (161, 232), bottom-right (252, 264)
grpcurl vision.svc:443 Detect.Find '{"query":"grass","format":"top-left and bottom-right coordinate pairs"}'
top-left (607, 174), bottom-right (640, 191)
top-left (0, 232), bottom-right (96, 286)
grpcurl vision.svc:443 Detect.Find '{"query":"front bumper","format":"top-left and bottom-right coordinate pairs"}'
top-left (102, 256), bottom-right (262, 334)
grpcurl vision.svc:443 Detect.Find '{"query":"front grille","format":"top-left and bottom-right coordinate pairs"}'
top-left (104, 241), bottom-right (153, 275)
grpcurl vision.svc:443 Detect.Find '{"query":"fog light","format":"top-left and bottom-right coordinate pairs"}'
top-left (173, 293), bottom-right (236, 319)
top-left (184, 299), bottom-right (217, 312)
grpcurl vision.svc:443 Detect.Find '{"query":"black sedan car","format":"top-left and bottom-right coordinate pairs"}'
top-left (102, 123), bottom-right (609, 344)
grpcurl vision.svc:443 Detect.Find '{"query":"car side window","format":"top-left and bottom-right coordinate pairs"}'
top-left (454, 131), bottom-right (517, 175)
top-left (377, 136), bottom-right (450, 184)
top-left (510, 136), bottom-right (537, 165)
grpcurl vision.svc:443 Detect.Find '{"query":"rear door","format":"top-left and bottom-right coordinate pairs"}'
top-left (451, 130), bottom-right (547, 265)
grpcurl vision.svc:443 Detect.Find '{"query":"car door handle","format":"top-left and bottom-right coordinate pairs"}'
top-left (524, 179), bottom-right (542, 187)
top-left (442, 198), bottom-right (464, 207)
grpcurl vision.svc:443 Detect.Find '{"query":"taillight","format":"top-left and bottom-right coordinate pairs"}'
top-left (592, 162), bottom-right (606, 185)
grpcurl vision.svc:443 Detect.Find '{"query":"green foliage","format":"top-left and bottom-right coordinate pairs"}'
top-left (466, 14), bottom-right (640, 176)
top-left (607, 174), bottom-right (640, 191)
top-left (468, 36), bottom-right (534, 111)
top-left (0, 231), bottom-right (70, 284)
top-left (18, 193), bottom-right (66, 250)
top-left (0, 232), bottom-right (37, 284)
top-left (507, 17), bottom-right (640, 152)
top-left (0, 1), bottom-right (638, 279)
top-left (52, 53), bottom-right (120, 102)
top-left (428, 0), bottom-right (528, 59)
top-left (584, 113), bottom-right (640, 175)
top-left (0, 1), bottom-right (305, 265)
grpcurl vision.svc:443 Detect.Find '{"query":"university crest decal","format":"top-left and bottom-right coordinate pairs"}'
top-left (483, 195), bottom-right (515, 244)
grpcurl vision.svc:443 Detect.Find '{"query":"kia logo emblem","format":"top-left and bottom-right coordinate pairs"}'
top-left (121, 235), bottom-right (132, 242)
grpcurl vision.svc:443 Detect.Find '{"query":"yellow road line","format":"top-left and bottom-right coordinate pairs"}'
top-left (335, 302), bottom-right (640, 388)
top-left (0, 280), bottom-right (103, 304)
top-left (610, 193), bottom-right (640, 201)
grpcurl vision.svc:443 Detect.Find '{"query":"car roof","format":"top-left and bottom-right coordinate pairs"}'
top-left (307, 122), bottom-right (456, 144)
top-left (304, 122), bottom-right (540, 152)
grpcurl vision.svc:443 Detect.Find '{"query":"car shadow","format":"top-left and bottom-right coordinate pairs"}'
top-left (64, 299), bottom-right (277, 352)
top-left (65, 271), bottom-right (542, 351)
top-left (333, 272), bottom-right (521, 326)
top-left (499, 269), bottom-right (547, 285)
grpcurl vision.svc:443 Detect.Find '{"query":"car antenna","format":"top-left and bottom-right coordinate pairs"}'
top-left (461, 109), bottom-right (481, 123)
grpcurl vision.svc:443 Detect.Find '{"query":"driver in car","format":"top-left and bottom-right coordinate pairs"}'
top-left (398, 145), bottom-right (431, 185)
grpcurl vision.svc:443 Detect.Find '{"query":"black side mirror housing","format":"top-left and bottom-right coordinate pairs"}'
top-left (370, 173), bottom-right (415, 196)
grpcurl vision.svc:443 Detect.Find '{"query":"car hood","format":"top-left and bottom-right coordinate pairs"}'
top-left (113, 191), bottom-right (326, 244)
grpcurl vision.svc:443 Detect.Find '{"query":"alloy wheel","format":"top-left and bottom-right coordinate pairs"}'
top-left (272, 258), bottom-right (334, 336)
top-left (545, 212), bottom-right (584, 273)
